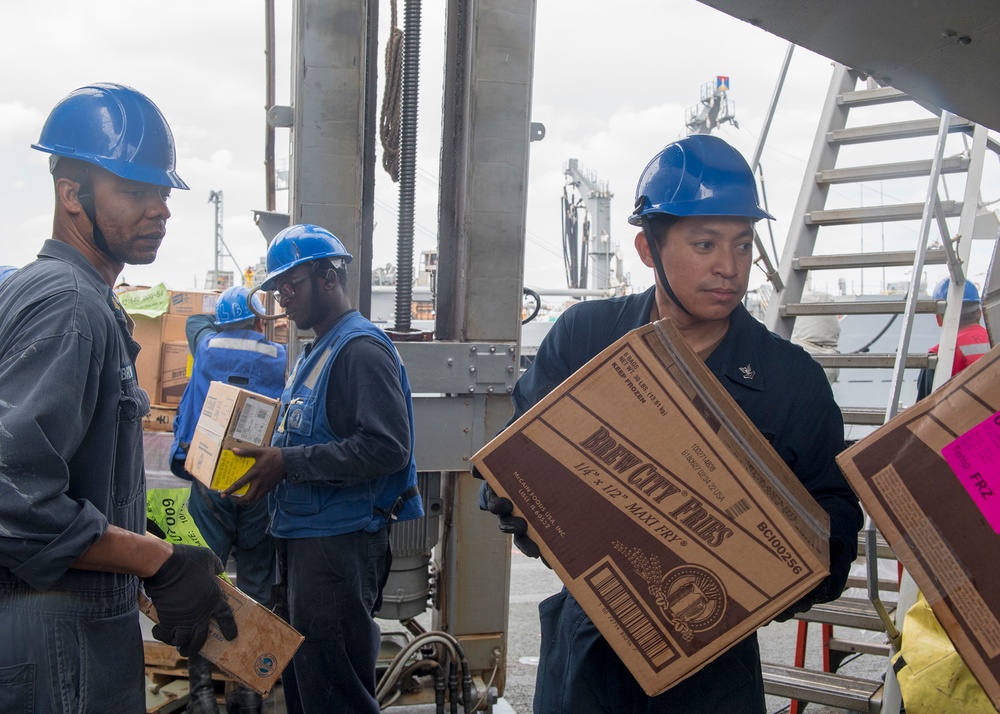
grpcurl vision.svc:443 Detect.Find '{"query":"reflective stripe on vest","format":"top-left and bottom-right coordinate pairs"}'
top-left (960, 342), bottom-right (990, 358)
top-left (205, 336), bottom-right (280, 359)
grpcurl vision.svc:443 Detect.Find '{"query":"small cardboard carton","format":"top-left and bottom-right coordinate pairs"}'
top-left (837, 344), bottom-right (1000, 709)
top-left (139, 579), bottom-right (303, 695)
top-left (169, 289), bottom-right (219, 316)
top-left (143, 405), bottom-right (177, 433)
top-left (185, 382), bottom-right (280, 494)
top-left (159, 341), bottom-right (192, 406)
top-left (473, 319), bottom-right (830, 696)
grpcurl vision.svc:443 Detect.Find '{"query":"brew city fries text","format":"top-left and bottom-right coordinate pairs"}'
top-left (578, 427), bottom-right (734, 548)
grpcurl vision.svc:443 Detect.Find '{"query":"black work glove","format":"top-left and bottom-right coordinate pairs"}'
top-left (483, 482), bottom-right (551, 568)
top-left (774, 537), bottom-right (850, 622)
top-left (142, 544), bottom-right (239, 657)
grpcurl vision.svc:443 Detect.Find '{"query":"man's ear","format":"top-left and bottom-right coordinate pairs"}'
top-left (634, 230), bottom-right (655, 269)
top-left (55, 177), bottom-right (85, 216)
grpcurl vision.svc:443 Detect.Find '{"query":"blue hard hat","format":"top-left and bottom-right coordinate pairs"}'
top-left (215, 286), bottom-right (263, 327)
top-left (628, 134), bottom-right (774, 225)
top-left (32, 83), bottom-right (188, 190)
top-left (261, 224), bottom-right (353, 291)
top-left (933, 277), bottom-right (980, 303)
top-left (0, 265), bottom-right (17, 285)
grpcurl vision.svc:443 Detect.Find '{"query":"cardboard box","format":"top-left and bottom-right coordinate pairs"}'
top-left (271, 317), bottom-right (289, 344)
top-left (837, 345), bottom-right (1000, 708)
top-left (143, 405), bottom-right (177, 432)
top-left (473, 319), bottom-right (830, 696)
top-left (185, 382), bottom-right (280, 494)
top-left (139, 579), bottom-right (303, 695)
top-left (159, 341), bottom-right (192, 405)
top-left (169, 289), bottom-right (219, 316)
top-left (132, 313), bottom-right (188, 405)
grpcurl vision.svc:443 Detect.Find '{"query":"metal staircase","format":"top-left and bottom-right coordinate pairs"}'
top-left (759, 62), bottom-right (997, 713)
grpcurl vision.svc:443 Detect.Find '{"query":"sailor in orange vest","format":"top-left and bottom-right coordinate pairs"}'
top-left (917, 277), bottom-right (991, 400)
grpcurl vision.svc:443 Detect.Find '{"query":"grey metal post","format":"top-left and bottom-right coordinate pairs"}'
top-left (286, 0), bottom-right (377, 315)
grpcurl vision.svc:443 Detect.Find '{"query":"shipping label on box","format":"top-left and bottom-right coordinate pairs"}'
top-left (837, 345), bottom-right (1000, 708)
top-left (140, 579), bottom-right (303, 695)
top-left (474, 319), bottom-right (830, 696)
top-left (169, 289), bottom-right (219, 316)
top-left (185, 382), bottom-right (280, 494)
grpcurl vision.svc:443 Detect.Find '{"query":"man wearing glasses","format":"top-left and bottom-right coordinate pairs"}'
top-left (224, 224), bottom-right (423, 714)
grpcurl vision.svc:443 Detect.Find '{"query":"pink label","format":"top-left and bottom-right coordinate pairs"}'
top-left (942, 411), bottom-right (1000, 534)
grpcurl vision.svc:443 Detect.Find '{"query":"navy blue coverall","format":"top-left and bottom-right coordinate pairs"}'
top-left (494, 287), bottom-right (862, 713)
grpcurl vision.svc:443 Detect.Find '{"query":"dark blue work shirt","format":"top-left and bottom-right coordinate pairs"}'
top-left (0, 240), bottom-right (149, 593)
top-left (501, 287), bottom-right (862, 713)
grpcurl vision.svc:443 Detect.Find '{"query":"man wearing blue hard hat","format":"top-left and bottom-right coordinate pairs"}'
top-left (917, 277), bottom-right (990, 400)
top-left (169, 285), bottom-right (287, 714)
top-left (222, 224), bottom-right (423, 714)
top-left (0, 84), bottom-right (236, 713)
top-left (481, 134), bottom-right (862, 713)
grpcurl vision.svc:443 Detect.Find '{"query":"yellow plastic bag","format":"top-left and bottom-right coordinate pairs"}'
top-left (893, 592), bottom-right (997, 713)
top-left (145, 487), bottom-right (231, 584)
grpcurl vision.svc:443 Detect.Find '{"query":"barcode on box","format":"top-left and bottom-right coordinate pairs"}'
top-left (586, 562), bottom-right (675, 670)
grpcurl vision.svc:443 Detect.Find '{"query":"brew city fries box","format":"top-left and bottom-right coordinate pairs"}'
top-left (140, 579), bottom-right (303, 695)
top-left (185, 382), bottom-right (280, 495)
top-left (473, 319), bottom-right (830, 696)
top-left (837, 344), bottom-right (1000, 708)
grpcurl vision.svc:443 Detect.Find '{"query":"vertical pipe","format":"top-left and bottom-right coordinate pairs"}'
top-left (393, 0), bottom-right (421, 332)
top-left (264, 0), bottom-right (276, 212)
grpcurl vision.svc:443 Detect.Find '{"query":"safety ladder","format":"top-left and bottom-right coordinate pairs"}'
top-left (759, 62), bottom-right (994, 713)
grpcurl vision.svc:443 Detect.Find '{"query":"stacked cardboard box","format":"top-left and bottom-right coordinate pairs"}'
top-left (169, 289), bottom-right (220, 316)
top-left (837, 344), bottom-right (1000, 709)
top-left (132, 313), bottom-right (188, 408)
top-left (125, 287), bottom-right (218, 421)
top-left (473, 319), bottom-right (830, 696)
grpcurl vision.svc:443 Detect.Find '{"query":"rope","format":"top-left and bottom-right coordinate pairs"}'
top-left (379, 0), bottom-right (404, 182)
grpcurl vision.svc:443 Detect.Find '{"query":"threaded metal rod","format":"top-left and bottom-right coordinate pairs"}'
top-left (393, 0), bottom-right (421, 332)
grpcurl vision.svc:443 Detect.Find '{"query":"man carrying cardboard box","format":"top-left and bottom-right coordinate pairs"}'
top-left (480, 134), bottom-right (863, 713)
top-left (0, 83), bottom-right (236, 713)
top-left (222, 224), bottom-right (423, 714)
top-left (169, 285), bottom-right (287, 714)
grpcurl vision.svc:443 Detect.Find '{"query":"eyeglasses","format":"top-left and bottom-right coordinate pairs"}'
top-left (271, 274), bottom-right (312, 303)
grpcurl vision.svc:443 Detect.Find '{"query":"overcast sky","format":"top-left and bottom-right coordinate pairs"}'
top-left (3, 1), bottom-right (997, 301)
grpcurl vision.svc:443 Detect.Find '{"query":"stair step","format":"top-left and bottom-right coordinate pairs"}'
top-left (782, 299), bottom-right (941, 316)
top-left (842, 407), bottom-right (889, 426)
top-left (828, 117), bottom-right (974, 145)
top-left (798, 597), bottom-right (896, 630)
top-left (812, 353), bottom-right (936, 369)
top-left (817, 156), bottom-right (969, 185)
top-left (857, 533), bottom-right (895, 560)
top-left (806, 200), bottom-right (962, 226)
top-left (845, 575), bottom-right (900, 592)
top-left (795, 248), bottom-right (947, 270)
top-left (827, 636), bottom-right (893, 658)
top-left (761, 662), bottom-right (883, 713)
top-left (837, 86), bottom-right (908, 108)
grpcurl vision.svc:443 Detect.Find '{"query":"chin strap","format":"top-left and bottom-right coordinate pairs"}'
top-left (73, 168), bottom-right (113, 258)
top-left (641, 216), bottom-right (692, 317)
